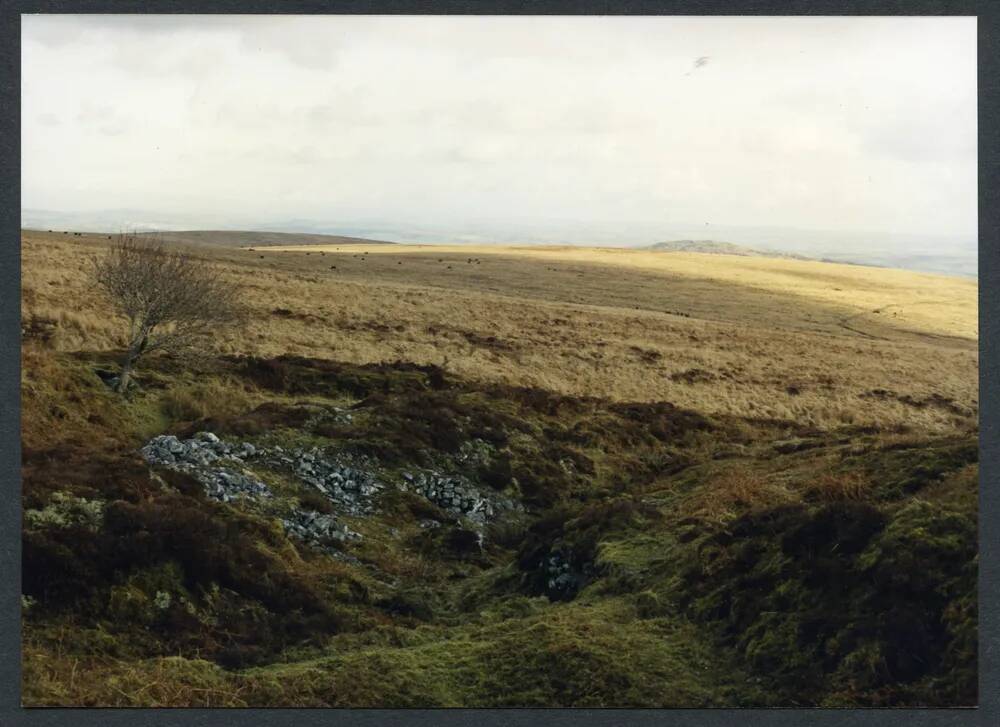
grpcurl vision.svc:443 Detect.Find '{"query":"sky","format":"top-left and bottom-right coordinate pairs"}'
top-left (21, 14), bottom-right (977, 251)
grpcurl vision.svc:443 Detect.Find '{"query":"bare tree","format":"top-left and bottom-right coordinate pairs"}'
top-left (93, 232), bottom-right (244, 393)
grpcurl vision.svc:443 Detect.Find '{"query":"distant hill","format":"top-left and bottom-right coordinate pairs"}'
top-left (646, 240), bottom-right (812, 260)
top-left (136, 230), bottom-right (395, 248)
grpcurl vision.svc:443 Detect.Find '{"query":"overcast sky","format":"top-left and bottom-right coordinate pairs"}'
top-left (22, 15), bottom-right (977, 241)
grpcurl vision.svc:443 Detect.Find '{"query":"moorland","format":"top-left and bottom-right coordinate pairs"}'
top-left (20, 228), bottom-right (978, 707)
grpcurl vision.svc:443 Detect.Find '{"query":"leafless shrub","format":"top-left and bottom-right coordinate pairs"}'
top-left (93, 232), bottom-right (245, 393)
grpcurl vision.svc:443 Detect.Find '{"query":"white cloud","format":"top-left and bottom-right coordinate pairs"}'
top-left (21, 15), bottom-right (976, 240)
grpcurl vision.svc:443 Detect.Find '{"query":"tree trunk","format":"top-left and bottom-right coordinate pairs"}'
top-left (116, 356), bottom-right (134, 394)
top-left (116, 341), bottom-right (142, 394)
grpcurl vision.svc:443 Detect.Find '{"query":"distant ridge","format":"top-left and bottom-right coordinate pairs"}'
top-left (136, 230), bottom-right (396, 248)
top-left (646, 239), bottom-right (812, 261)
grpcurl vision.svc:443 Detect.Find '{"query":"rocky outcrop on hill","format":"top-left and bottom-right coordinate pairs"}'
top-left (140, 431), bottom-right (520, 551)
top-left (282, 509), bottom-right (361, 544)
top-left (257, 444), bottom-right (384, 516)
top-left (141, 432), bottom-right (368, 547)
top-left (141, 432), bottom-right (273, 502)
top-left (401, 469), bottom-right (520, 524)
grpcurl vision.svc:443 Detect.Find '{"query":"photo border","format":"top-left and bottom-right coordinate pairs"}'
top-left (2, 1), bottom-right (995, 725)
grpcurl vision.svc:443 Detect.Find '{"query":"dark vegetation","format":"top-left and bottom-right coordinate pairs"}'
top-left (21, 346), bottom-right (978, 707)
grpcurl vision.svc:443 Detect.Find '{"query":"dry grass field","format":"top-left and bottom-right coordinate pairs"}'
top-left (22, 229), bottom-right (977, 434)
top-left (19, 228), bottom-right (979, 707)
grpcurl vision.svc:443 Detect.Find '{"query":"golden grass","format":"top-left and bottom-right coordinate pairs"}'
top-left (21, 230), bottom-right (978, 434)
top-left (810, 471), bottom-right (871, 502)
top-left (156, 377), bottom-right (263, 422)
top-left (688, 470), bottom-right (800, 524)
top-left (268, 242), bottom-right (978, 341)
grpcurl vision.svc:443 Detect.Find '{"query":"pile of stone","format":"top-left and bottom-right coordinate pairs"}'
top-left (259, 445), bottom-right (384, 516)
top-left (141, 433), bottom-right (386, 515)
top-left (282, 509), bottom-right (361, 545)
top-left (543, 552), bottom-right (588, 600)
top-left (141, 432), bottom-right (383, 547)
top-left (141, 431), bottom-right (521, 550)
top-left (399, 470), bottom-right (519, 524)
top-left (141, 431), bottom-right (258, 466)
top-left (141, 432), bottom-right (272, 503)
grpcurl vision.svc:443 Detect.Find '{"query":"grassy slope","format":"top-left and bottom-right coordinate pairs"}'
top-left (262, 241), bottom-right (976, 340)
top-left (20, 230), bottom-right (978, 707)
top-left (22, 231), bottom-right (978, 433)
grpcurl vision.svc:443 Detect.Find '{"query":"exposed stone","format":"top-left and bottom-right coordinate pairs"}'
top-left (542, 552), bottom-right (589, 601)
top-left (141, 433), bottom-right (272, 503)
top-left (140, 432), bottom-right (522, 549)
top-left (257, 445), bottom-right (385, 516)
top-left (141, 433), bottom-right (384, 522)
top-left (282, 509), bottom-right (361, 547)
top-left (402, 468), bottom-right (516, 524)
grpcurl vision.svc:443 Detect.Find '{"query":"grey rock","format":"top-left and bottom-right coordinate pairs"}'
top-left (282, 509), bottom-right (362, 546)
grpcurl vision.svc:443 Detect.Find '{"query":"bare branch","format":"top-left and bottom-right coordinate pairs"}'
top-left (92, 231), bottom-right (246, 392)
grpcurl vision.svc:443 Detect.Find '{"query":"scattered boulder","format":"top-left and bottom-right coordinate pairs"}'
top-left (141, 433), bottom-right (273, 503)
top-left (542, 551), bottom-right (588, 601)
top-left (258, 444), bottom-right (383, 516)
top-left (140, 430), bottom-right (524, 553)
top-left (400, 469), bottom-right (516, 523)
top-left (282, 509), bottom-right (361, 546)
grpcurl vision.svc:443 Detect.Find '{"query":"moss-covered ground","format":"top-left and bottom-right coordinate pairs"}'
top-left (20, 346), bottom-right (978, 706)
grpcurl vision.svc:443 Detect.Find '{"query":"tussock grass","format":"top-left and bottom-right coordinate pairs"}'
top-left (24, 597), bottom-right (770, 707)
top-left (689, 469), bottom-right (800, 523)
top-left (157, 378), bottom-right (262, 423)
top-left (21, 230), bottom-right (977, 434)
